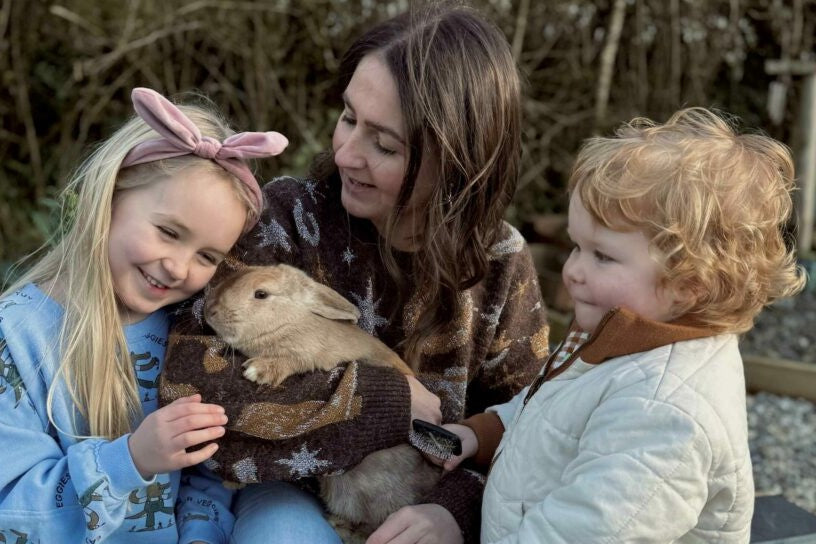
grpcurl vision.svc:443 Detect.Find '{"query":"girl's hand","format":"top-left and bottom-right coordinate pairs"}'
top-left (128, 394), bottom-right (227, 479)
top-left (406, 376), bottom-right (442, 425)
top-left (424, 423), bottom-right (477, 472)
top-left (366, 503), bottom-right (463, 544)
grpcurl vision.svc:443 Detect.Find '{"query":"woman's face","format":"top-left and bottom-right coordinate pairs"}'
top-left (332, 54), bottom-right (434, 239)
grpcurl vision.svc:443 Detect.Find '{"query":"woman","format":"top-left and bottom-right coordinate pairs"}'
top-left (164, 3), bottom-right (550, 543)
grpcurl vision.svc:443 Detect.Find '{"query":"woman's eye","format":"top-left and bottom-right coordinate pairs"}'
top-left (340, 112), bottom-right (356, 125)
top-left (254, 290), bottom-right (269, 299)
top-left (158, 226), bottom-right (178, 239)
top-left (375, 141), bottom-right (397, 156)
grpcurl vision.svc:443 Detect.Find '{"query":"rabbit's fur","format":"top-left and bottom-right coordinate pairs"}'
top-left (204, 265), bottom-right (442, 539)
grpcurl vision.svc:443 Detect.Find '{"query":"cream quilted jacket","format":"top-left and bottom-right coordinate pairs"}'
top-left (474, 308), bottom-right (753, 543)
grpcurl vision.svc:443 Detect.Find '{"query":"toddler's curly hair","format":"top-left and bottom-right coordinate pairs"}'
top-left (569, 107), bottom-right (806, 333)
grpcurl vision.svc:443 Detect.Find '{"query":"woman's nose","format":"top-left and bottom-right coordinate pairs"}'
top-left (333, 131), bottom-right (365, 170)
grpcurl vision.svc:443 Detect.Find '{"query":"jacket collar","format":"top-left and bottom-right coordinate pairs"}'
top-left (544, 307), bottom-right (716, 381)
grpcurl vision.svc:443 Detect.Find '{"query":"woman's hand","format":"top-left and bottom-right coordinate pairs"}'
top-left (424, 423), bottom-right (478, 472)
top-left (128, 394), bottom-right (227, 479)
top-left (406, 376), bottom-right (442, 425)
top-left (366, 503), bottom-right (463, 544)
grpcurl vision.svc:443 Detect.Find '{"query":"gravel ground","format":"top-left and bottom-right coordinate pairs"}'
top-left (740, 288), bottom-right (816, 364)
top-left (739, 285), bottom-right (816, 514)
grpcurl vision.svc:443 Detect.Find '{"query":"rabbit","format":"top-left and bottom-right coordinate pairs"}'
top-left (204, 264), bottom-right (443, 541)
top-left (204, 264), bottom-right (415, 386)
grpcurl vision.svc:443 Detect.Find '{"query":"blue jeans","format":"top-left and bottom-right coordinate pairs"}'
top-left (230, 481), bottom-right (342, 544)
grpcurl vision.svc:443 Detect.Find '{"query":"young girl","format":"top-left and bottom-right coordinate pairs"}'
top-left (0, 87), bottom-right (287, 543)
top-left (439, 108), bottom-right (806, 542)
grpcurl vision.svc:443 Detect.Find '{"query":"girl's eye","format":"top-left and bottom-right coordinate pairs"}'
top-left (158, 226), bottom-right (178, 239)
top-left (254, 290), bottom-right (269, 300)
top-left (199, 253), bottom-right (218, 265)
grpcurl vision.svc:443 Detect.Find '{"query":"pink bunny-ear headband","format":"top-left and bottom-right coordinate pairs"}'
top-left (121, 87), bottom-right (288, 227)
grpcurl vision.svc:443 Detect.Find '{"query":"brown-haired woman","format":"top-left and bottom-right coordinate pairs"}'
top-left (165, 3), bottom-right (550, 543)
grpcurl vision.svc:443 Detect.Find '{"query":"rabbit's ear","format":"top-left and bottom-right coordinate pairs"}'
top-left (305, 282), bottom-right (360, 323)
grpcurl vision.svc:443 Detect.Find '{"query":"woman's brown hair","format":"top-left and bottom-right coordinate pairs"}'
top-left (312, 2), bottom-right (522, 369)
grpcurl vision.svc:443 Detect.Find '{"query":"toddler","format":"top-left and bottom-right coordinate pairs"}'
top-left (441, 107), bottom-right (805, 543)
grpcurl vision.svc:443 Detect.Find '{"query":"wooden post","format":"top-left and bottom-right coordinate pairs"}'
top-left (798, 74), bottom-right (816, 254)
top-left (765, 59), bottom-right (816, 255)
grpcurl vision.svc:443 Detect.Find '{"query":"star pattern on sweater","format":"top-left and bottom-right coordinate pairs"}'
top-left (488, 228), bottom-right (524, 259)
top-left (342, 247), bottom-right (356, 266)
top-left (256, 218), bottom-right (292, 252)
top-left (304, 179), bottom-right (321, 203)
top-left (294, 199), bottom-right (320, 246)
top-left (192, 296), bottom-right (205, 325)
top-left (425, 367), bottom-right (467, 420)
top-left (480, 304), bottom-right (503, 328)
top-left (350, 278), bottom-right (388, 333)
top-left (276, 444), bottom-right (331, 478)
top-left (232, 457), bottom-right (259, 483)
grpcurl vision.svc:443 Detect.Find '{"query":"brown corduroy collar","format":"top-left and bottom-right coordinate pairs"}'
top-left (544, 307), bottom-right (716, 382)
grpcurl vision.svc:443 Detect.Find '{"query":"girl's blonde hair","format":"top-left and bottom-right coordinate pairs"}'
top-left (569, 107), bottom-right (806, 333)
top-left (2, 98), bottom-right (260, 439)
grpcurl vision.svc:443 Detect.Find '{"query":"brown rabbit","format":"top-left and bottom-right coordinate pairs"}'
top-left (204, 264), bottom-right (443, 541)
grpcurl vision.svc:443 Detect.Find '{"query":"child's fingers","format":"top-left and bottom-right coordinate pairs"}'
top-left (175, 425), bottom-right (226, 451)
top-left (180, 442), bottom-right (219, 468)
top-left (168, 394), bottom-right (202, 405)
top-left (162, 401), bottom-right (225, 421)
top-left (170, 413), bottom-right (228, 436)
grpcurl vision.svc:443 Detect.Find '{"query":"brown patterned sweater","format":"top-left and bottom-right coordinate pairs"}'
top-left (160, 175), bottom-right (550, 542)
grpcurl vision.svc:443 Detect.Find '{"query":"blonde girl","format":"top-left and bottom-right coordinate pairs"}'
top-left (0, 88), bottom-right (286, 543)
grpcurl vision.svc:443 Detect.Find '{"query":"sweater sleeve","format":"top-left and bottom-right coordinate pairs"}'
top-left (0, 335), bottom-right (153, 542)
top-left (162, 324), bottom-right (411, 483)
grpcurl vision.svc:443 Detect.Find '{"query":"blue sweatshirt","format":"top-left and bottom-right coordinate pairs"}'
top-left (0, 284), bottom-right (233, 543)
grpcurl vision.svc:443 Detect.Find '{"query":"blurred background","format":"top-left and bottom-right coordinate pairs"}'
top-left (2, 0), bottom-right (816, 533)
top-left (3, 0), bottom-right (815, 271)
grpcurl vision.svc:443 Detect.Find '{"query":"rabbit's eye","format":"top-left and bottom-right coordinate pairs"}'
top-left (254, 290), bottom-right (269, 300)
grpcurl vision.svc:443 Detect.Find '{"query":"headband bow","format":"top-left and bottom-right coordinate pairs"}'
top-left (121, 87), bottom-right (288, 228)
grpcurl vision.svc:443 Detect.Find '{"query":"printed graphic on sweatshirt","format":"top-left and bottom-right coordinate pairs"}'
top-left (126, 480), bottom-right (174, 532)
top-left (79, 478), bottom-right (107, 532)
top-left (0, 339), bottom-right (26, 408)
top-left (0, 529), bottom-right (39, 543)
top-left (131, 351), bottom-right (160, 404)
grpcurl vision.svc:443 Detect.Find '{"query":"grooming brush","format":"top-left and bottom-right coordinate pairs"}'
top-left (409, 419), bottom-right (463, 460)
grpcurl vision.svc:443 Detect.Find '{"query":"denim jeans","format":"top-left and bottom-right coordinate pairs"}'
top-left (230, 481), bottom-right (342, 544)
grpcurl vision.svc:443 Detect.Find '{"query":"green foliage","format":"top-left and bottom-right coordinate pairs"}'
top-left (2, 0), bottom-right (814, 270)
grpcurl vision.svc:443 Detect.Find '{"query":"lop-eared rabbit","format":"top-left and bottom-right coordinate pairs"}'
top-left (204, 264), bottom-right (443, 541)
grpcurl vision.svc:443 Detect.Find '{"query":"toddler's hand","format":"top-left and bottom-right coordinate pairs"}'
top-left (425, 423), bottom-right (477, 472)
top-left (128, 394), bottom-right (227, 479)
